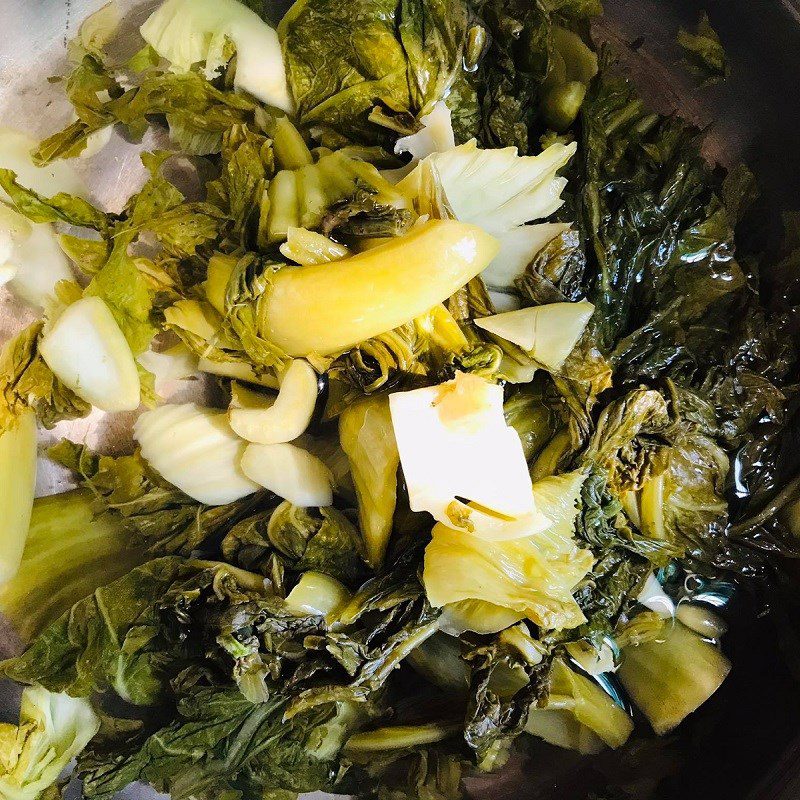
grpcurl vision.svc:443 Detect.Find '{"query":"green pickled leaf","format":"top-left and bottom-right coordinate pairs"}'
top-left (84, 238), bottom-right (156, 355)
top-left (0, 558), bottom-right (214, 704)
top-left (677, 12), bottom-right (729, 85)
top-left (0, 322), bottom-right (90, 434)
top-left (222, 501), bottom-right (367, 585)
top-left (0, 490), bottom-right (148, 643)
top-left (78, 687), bottom-right (358, 800)
top-left (59, 233), bottom-right (111, 275)
top-left (279, 0), bottom-right (469, 144)
top-left (50, 439), bottom-right (268, 556)
top-left (0, 169), bottom-right (109, 231)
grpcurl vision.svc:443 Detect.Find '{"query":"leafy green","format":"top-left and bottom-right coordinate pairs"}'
top-left (580, 389), bottom-right (671, 494)
top-left (222, 501), bottom-right (368, 586)
top-left (279, 0), bottom-right (469, 145)
top-left (0, 169), bottom-right (109, 231)
top-left (463, 627), bottom-right (552, 770)
top-left (503, 380), bottom-right (559, 462)
top-left (0, 686), bottom-right (100, 800)
top-left (35, 66), bottom-right (259, 164)
top-left (50, 439), bottom-right (269, 556)
top-left (677, 12), bottom-right (729, 85)
top-left (0, 322), bottom-right (90, 434)
top-left (78, 686), bottom-right (357, 800)
top-left (515, 228), bottom-right (587, 305)
top-left (459, 0), bottom-right (599, 150)
top-left (0, 490), bottom-right (148, 643)
top-left (0, 558), bottom-right (240, 704)
top-left (321, 190), bottom-right (413, 240)
top-left (84, 238), bottom-right (157, 355)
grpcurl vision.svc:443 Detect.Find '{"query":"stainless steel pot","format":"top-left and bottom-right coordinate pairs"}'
top-left (1, 1), bottom-right (799, 797)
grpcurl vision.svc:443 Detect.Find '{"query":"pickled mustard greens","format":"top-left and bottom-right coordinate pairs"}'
top-left (0, 0), bottom-right (798, 798)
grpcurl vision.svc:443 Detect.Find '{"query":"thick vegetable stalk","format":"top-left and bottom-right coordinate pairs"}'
top-left (525, 660), bottom-right (633, 753)
top-left (0, 490), bottom-right (147, 642)
top-left (134, 403), bottom-right (259, 505)
top-left (39, 296), bottom-right (142, 412)
top-left (140, 0), bottom-right (293, 112)
top-left (618, 619), bottom-right (731, 734)
top-left (0, 409), bottom-right (37, 585)
top-left (261, 220), bottom-right (499, 356)
top-left (339, 396), bottom-right (400, 569)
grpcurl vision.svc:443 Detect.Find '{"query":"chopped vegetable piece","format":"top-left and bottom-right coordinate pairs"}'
top-left (140, 0), bottom-right (293, 111)
top-left (279, 226), bottom-right (351, 265)
top-left (240, 441), bottom-right (333, 507)
top-left (390, 372), bottom-right (546, 531)
top-left (618, 620), bottom-right (731, 735)
top-left (399, 140), bottom-right (576, 236)
top-left (525, 660), bottom-right (633, 753)
top-left (339, 396), bottom-right (400, 569)
top-left (0, 205), bottom-right (73, 308)
top-left (395, 101), bottom-right (456, 161)
top-left (475, 301), bottom-right (594, 371)
top-left (262, 220), bottom-right (499, 356)
top-left (229, 358), bottom-right (318, 444)
top-left (0, 686), bottom-right (100, 800)
top-left (0, 409), bottom-right (37, 585)
top-left (134, 403), bottom-right (259, 504)
top-left (424, 518), bottom-right (594, 631)
top-left (39, 296), bottom-right (141, 412)
top-left (482, 222), bottom-right (571, 292)
top-left (285, 570), bottom-right (351, 617)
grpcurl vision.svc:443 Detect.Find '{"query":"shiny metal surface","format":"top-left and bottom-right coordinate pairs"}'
top-left (1, 0), bottom-right (800, 797)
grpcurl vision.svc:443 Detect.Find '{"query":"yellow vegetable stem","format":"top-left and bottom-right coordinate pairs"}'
top-left (339, 396), bottom-right (400, 569)
top-left (639, 472), bottom-right (666, 540)
top-left (0, 410), bottom-right (38, 585)
top-left (261, 220), bottom-right (499, 356)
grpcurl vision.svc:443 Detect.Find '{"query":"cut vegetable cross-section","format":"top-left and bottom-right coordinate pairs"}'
top-left (240, 441), bottom-right (333, 507)
top-left (140, 0), bottom-right (293, 112)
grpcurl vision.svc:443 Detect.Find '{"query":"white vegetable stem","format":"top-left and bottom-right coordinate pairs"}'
top-left (637, 572), bottom-right (675, 619)
top-left (240, 442), bottom-right (333, 507)
top-left (39, 296), bottom-right (141, 412)
top-left (0, 410), bottom-right (37, 585)
top-left (141, 0), bottom-right (293, 112)
top-left (135, 403), bottom-right (259, 504)
top-left (399, 140), bottom-right (576, 236)
top-left (229, 359), bottom-right (318, 444)
top-left (482, 223), bottom-right (571, 291)
top-left (394, 101), bottom-right (455, 161)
